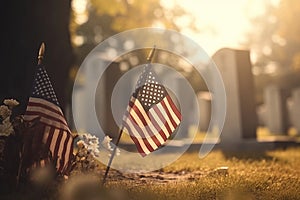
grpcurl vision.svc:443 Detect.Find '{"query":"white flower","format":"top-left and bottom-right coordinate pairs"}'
top-left (76, 134), bottom-right (121, 159)
top-left (102, 135), bottom-right (113, 151)
top-left (0, 105), bottom-right (12, 120)
top-left (78, 133), bottom-right (101, 158)
top-left (101, 135), bottom-right (120, 157)
top-left (115, 147), bottom-right (121, 156)
top-left (3, 99), bottom-right (19, 109)
top-left (0, 102), bottom-right (14, 136)
top-left (76, 140), bottom-right (85, 149)
top-left (0, 117), bottom-right (14, 136)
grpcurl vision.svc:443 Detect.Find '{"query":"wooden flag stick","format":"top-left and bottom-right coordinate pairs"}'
top-left (101, 46), bottom-right (156, 186)
top-left (38, 42), bottom-right (45, 65)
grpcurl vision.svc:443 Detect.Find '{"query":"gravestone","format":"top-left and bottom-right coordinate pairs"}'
top-left (212, 48), bottom-right (257, 143)
top-left (162, 71), bottom-right (199, 139)
top-left (198, 92), bottom-right (211, 132)
top-left (73, 58), bottom-right (122, 140)
top-left (96, 61), bottom-right (122, 140)
top-left (83, 60), bottom-right (105, 136)
top-left (290, 88), bottom-right (300, 133)
top-left (264, 85), bottom-right (289, 134)
top-left (256, 104), bottom-right (267, 126)
top-left (175, 77), bottom-right (193, 138)
top-left (72, 85), bottom-right (87, 132)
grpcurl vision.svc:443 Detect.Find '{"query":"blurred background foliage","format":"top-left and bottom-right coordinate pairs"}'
top-left (71, 0), bottom-right (300, 72)
top-left (69, 0), bottom-right (300, 106)
top-left (246, 0), bottom-right (300, 71)
top-left (69, 0), bottom-right (206, 95)
top-left (244, 0), bottom-right (300, 103)
top-left (70, 0), bottom-right (195, 66)
top-left (2, 0), bottom-right (300, 113)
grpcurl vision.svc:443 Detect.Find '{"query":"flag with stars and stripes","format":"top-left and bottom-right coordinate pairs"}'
top-left (24, 64), bottom-right (75, 174)
top-left (122, 65), bottom-right (182, 156)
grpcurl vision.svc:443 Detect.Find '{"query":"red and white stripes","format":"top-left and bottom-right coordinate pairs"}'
top-left (123, 95), bottom-right (181, 156)
top-left (24, 97), bottom-right (74, 174)
top-left (25, 97), bottom-right (70, 132)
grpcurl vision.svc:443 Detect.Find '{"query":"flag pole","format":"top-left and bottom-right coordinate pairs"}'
top-left (101, 128), bottom-right (123, 186)
top-left (38, 42), bottom-right (45, 65)
top-left (147, 45), bottom-right (156, 62)
top-left (101, 46), bottom-right (156, 186)
top-left (16, 42), bottom-right (46, 189)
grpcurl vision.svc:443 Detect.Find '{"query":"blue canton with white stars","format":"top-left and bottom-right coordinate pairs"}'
top-left (32, 66), bottom-right (59, 106)
top-left (133, 64), bottom-right (167, 111)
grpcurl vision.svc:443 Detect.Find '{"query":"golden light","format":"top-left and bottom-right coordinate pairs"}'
top-left (161, 0), bottom-right (280, 55)
top-left (72, 0), bottom-right (88, 25)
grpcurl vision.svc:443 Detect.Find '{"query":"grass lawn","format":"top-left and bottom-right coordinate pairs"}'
top-left (99, 147), bottom-right (300, 200)
top-left (2, 147), bottom-right (300, 200)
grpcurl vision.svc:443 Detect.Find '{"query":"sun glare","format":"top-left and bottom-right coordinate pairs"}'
top-left (168, 0), bottom-right (279, 55)
top-left (71, 0), bottom-right (280, 56)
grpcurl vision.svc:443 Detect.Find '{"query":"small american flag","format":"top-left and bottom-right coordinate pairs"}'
top-left (24, 65), bottom-right (75, 174)
top-left (122, 65), bottom-right (181, 156)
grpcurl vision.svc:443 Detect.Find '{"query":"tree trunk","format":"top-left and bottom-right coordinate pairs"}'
top-left (0, 0), bottom-right (73, 115)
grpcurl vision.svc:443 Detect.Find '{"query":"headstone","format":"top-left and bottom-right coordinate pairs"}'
top-left (198, 92), bottom-right (211, 132)
top-left (290, 88), bottom-right (300, 133)
top-left (162, 71), bottom-right (199, 139)
top-left (96, 61), bottom-right (122, 140)
top-left (178, 77), bottom-right (195, 138)
top-left (84, 60), bottom-right (105, 136)
top-left (73, 59), bottom-right (122, 140)
top-left (256, 104), bottom-right (267, 126)
top-left (264, 85), bottom-right (289, 134)
top-left (72, 85), bottom-right (87, 132)
top-left (212, 48), bottom-right (257, 143)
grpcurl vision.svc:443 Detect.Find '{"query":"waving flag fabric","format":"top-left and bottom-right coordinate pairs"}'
top-left (122, 65), bottom-right (181, 156)
top-left (24, 65), bottom-right (75, 174)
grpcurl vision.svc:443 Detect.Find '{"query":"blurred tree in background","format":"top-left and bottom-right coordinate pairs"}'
top-left (71, 0), bottom-right (195, 66)
top-left (0, 0), bottom-right (197, 115)
top-left (276, 0), bottom-right (300, 70)
top-left (0, 0), bottom-right (73, 114)
top-left (245, 0), bottom-right (300, 104)
top-left (247, 0), bottom-right (300, 72)
top-left (70, 0), bottom-right (206, 95)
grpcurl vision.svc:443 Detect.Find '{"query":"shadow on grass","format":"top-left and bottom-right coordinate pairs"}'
top-left (221, 150), bottom-right (274, 161)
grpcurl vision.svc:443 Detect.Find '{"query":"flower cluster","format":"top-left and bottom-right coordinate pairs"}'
top-left (79, 133), bottom-right (100, 158)
top-left (72, 139), bottom-right (99, 173)
top-left (0, 99), bottom-right (19, 137)
top-left (71, 133), bottom-right (121, 174)
top-left (101, 135), bottom-right (120, 157)
top-left (71, 133), bottom-right (109, 173)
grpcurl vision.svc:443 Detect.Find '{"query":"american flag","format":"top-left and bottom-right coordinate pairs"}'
top-left (24, 65), bottom-right (75, 174)
top-left (122, 65), bottom-right (181, 156)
